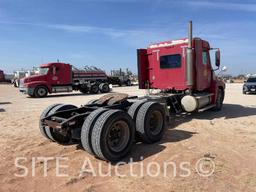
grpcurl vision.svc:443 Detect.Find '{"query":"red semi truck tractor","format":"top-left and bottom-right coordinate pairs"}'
top-left (19, 63), bottom-right (110, 97)
top-left (39, 22), bottom-right (226, 161)
top-left (0, 70), bottom-right (5, 82)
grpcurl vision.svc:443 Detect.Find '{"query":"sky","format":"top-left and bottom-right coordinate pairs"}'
top-left (0, 0), bottom-right (256, 75)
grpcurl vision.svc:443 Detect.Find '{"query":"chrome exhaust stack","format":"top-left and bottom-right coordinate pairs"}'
top-left (186, 21), bottom-right (193, 89)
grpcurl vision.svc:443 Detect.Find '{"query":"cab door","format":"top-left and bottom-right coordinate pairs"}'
top-left (137, 49), bottom-right (149, 89)
top-left (49, 64), bottom-right (72, 85)
top-left (49, 66), bottom-right (60, 85)
top-left (195, 39), bottom-right (211, 90)
top-left (45, 66), bottom-right (55, 85)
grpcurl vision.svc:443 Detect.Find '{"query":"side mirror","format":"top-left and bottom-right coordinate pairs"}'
top-left (215, 49), bottom-right (220, 67)
top-left (221, 66), bottom-right (227, 72)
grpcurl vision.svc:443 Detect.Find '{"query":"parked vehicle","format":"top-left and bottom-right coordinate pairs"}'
top-left (19, 63), bottom-right (110, 97)
top-left (39, 21), bottom-right (226, 161)
top-left (0, 70), bottom-right (4, 82)
top-left (12, 71), bottom-right (27, 87)
top-left (243, 76), bottom-right (256, 94)
top-left (108, 68), bottom-right (134, 86)
top-left (4, 73), bottom-right (14, 83)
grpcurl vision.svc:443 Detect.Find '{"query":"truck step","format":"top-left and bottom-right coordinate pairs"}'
top-left (195, 93), bottom-right (214, 99)
top-left (170, 96), bottom-right (182, 113)
top-left (198, 104), bottom-right (215, 112)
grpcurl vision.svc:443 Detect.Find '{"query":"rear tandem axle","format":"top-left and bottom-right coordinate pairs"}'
top-left (40, 91), bottom-right (223, 162)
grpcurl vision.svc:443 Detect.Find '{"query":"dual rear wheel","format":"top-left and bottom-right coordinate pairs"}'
top-left (80, 83), bottom-right (110, 94)
top-left (81, 109), bottom-right (135, 161)
top-left (81, 101), bottom-right (166, 161)
top-left (128, 101), bottom-right (166, 143)
top-left (39, 104), bottom-right (77, 144)
top-left (39, 100), bottom-right (166, 161)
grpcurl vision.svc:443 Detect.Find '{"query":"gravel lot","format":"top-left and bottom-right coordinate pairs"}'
top-left (0, 83), bottom-right (256, 192)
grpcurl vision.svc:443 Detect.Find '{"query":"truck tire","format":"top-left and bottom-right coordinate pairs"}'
top-left (91, 110), bottom-right (135, 161)
top-left (126, 80), bottom-right (131, 86)
top-left (28, 93), bottom-right (35, 98)
top-left (86, 99), bottom-right (98, 105)
top-left (45, 104), bottom-right (77, 144)
top-left (81, 108), bottom-right (109, 155)
top-left (128, 100), bottom-right (147, 142)
top-left (80, 84), bottom-right (89, 94)
top-left (34, 86), bottom-right (48, 98)
top-left (136, 102), bottom-right (165, 143)
top-left (99, 83), bottom-right (110, 93)
top-left (90, 84), bottom-right (99, 94)
top-left (212, 88), bottom-right (224, 111)
top-left (12, 80), bottom-right (16, 87)
top-left (128, 100), bottom-right (147, 120)
top-left (39, 103), bottom-right (62, 139)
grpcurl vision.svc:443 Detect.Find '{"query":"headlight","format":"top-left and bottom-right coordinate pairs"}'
top-left (243, 85), bottom-right (248, 91)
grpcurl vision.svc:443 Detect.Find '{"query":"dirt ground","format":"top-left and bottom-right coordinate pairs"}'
top-left (0, 83), bottom-right (256, 192)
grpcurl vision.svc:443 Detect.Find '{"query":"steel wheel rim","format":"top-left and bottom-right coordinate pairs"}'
top-left (149, 110), bottom-right (163, 135)
top-left (92, 86), bottom-right (98, 92)
top-left (107, 120), bottom-right (130, 153)
top-left (103, 85), bottom-right (108, 92)
top-left (38, 88), bottom-right (46, 96)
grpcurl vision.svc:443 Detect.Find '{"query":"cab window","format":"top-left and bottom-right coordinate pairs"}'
top-left (55, 67), bottom-right (59, 74)
top-left (202, 51), bottom-right (209, 65)
top-left (247, 77), bottom-right (256, 83)
top-left (160, 54), bottom-right (181, 69)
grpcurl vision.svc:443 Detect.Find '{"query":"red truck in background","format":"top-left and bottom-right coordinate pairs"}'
top-left (19, 63), bottom-right (110, 97)
top-left (0, 70), bottom-right (5, 82)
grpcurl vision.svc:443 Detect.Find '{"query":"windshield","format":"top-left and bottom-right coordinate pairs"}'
top-left (39, 67), bottom-right (49, 75)
top-left (247, 77), bottom-right (256, 83)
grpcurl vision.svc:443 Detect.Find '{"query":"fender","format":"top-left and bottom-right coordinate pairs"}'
top-left (210, 78), bottom-right (225, 104)
top-left (25, 81), bottom-right (52, 93)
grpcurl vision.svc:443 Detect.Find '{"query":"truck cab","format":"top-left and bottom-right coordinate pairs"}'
top-left (138, 21), bottom-right (225, 112)
top-left (138, 38), bottom-right (224, 92)
top-left (20, 63), bottom-right (72, 97)
top-left (39, 63), bottom-right (72, 85)
top-left (0, 70), bottom-right (4, 82)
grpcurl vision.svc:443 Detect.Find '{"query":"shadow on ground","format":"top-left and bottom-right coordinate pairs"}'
top-left (26, 91), bottom-right (120, 99)
top-left (43, 93), bottom-right (86, 98)
top-left (126, 103), bottom-right (256, 161)
top-left (0, 102), bottom-right (11, 112)
top-left (27, 93), bottom-right (95, 98)
top-left (172, 103), bottom-right (256, 125)
top-left (0, 102), bottom-right (12, 105)
top-left (125, 129), bottom-right (197, 162)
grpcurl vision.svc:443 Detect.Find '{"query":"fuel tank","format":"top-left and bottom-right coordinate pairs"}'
top-left (181, 94), bottom-right (211, 112)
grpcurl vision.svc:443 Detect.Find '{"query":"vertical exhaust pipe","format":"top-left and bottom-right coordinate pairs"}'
top-left (188, 21), bottom-right (193, 49)
top-left (186, 21), bottom-right (193, 89)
